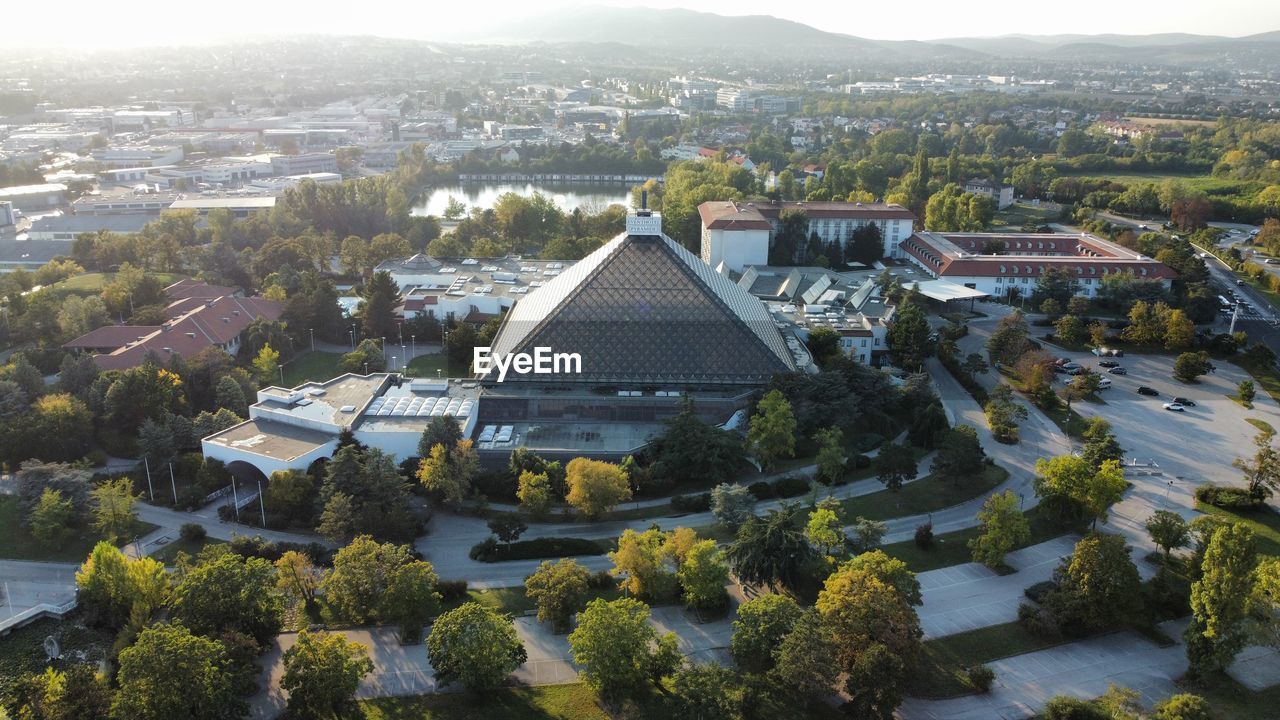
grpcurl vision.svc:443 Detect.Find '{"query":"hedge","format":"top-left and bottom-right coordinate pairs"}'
top-left (469, 536), bottom-right (607, 563)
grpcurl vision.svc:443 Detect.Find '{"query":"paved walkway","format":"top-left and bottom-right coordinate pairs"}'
top-left (0, 560), bottom-right (79, 620)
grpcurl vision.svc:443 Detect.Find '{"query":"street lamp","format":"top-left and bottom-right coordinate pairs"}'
top-left (309, 327), bottom-right (315, 352)
top-left (348, 328), bottom-right (355, 350)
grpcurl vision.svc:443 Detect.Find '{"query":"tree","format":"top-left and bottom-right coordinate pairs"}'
top-left (382, 561), bottom-right (443, 642)
top-left (1089, 320), bottom-right (1109, 348)
top-left (874, 442), bottom-right (917, 492)
top-left (747, 390), bottom-right (796, 470)
top-left (281, 631), bottom-right (374, 720)
top-left (909, 402), bottom-right (949, 450)
top-left (262, 470), bottom-right (317, 528)
top-left (710, 483), bottom-right (755, 528)
top-left (932, 424), bottom-right (986, 480)
top-left (569, 597), bottom-right (672, 699)
top-left (29, 488), bottom-right (76, 549)
top-left (316, 492), bottom-right (357, 543)
top-left (1034, 455), bottom-right (1124, 528)
top-left (986, 311), bottom-right (1032, 365)
top-left (1083, 459), bottom-right (1126, 527)
top-left (417, 416), bottom-right (462, 457)
top-left (1146, 510), bottom-right (1191, 561)
top-left (487, 515), bottom-right (528, 549)
top-left (670, 663), bottom-right (744, 720)
top-left (360, 271), bottom-right (400, 340)
top-left (112, 623), bottom-right (240, 720)
top-left (969, 490), bottom-right (1030, 568)
top-left (1063, 371), bottom-right (1101, 410)
top-left (1153, 694), bottom-right (1213, 720)
top-left (609, 527), bottom-right (678, 601)
top-left (1053, 314), bottom-right (1087, 346)
top-left (170, 550), bottom-right (284, 645)
top-left (813, 426), bottom-right (845, 484)
top-left (322, 535), bottom-right (412, 624)
top-left (772, 609), bottom-right (840, 701)
top-left (850, 516), bottom-right (887, 553)
top-left (25, 393), bottom-right (93, 461)
top-left (564, 457), bottom-right (631, 519)
top-left (1239, 379), bottom-right (1257, 405)
top-left (677, 539), bottom-right (729, 610)
top-left (1173, 351), bottom-right (1212, 383)
top-left (9, 665), bottom-right (111, 720)
top-left (886, 300), bottom-right (933, 371)
top-left (1163, 309), bottom-right (1196, 350)
top-left (1233, 430), bottom-right (1280, 502)
top-left (806, 503), bottom-right (845, 556)
top-left (845, 222), bottom-right (884, 266)
top-left (1081, 417), bottom-right (1124, 471)
top-left (252, 343), bottom-right (281, 385)
top-left (137, 417), bottom-right (176, 467)
top-left (525, 558), bottom-right (591, 632)
top-left (725, 504), bottom-right (816, 592)
top-left (730, 593), bottom-right (802, 672)
top-left (1185, 523), bottom-right (1258, 674)
top-left (89, 477), bottom-right (136, 543)
top-left (961, 352), bottom-right (989, 377)
top-left (817, 557), bottom-right (922, 717)
top-left (516, 470), bottom-right (553, 518)
top-left (417, 440), bottom-right (479, 506)
top-left (984, 384), bottom-right (1028, 442)
top-left (1044, 533), bottom-right (1142, 636)
top-left (427, 602), bottom-right (527, 690)
top-left (275, 550), bottom-right (321, 606)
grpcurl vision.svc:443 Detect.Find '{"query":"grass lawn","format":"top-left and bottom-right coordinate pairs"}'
top-left (1188, 673), bottom-right (1280, 720)
top-left (1196, 502), bottom-right (1280, 558)
top-left (49, 271), bottom-right (186, 296)
top-left (881, 504), bottom-right (1074, 572)
top-left (0, 495), bottom-right (157, 563)
top-left (906, 621), bottom-right (1078, 698)
top-left (281, 351), bottom-right (344, 386)
top-left (1246, 418), bottom-right (1275, 435)
top-left (1232, 354), bottom-right (1280, 405)
top-left (362, 681), bottom-right (847, 720)
top-left (0, 611), bottom-right (115, 700)
top-left (992, 202), bottom-right (1060, 230)
top-left (406, 353), bottom-right (472, 378)
top-left (151, 535), bottom-right (225, 565)
top-left (840, 464), bottom-right (1009, 522)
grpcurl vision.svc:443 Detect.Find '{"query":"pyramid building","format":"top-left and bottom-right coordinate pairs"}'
top-left (484, 209), bottom-right (797, 387)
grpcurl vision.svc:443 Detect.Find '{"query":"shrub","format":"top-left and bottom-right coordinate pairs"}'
top-left (966, 665), bottom-right (995, 693)
top-left (217, 504), bottom-right (235, 521)
top-left (84, 449), bottom-right (108, 467)
top-left (1024, 581), bottom-right (1057, 604)
top-left (438, 580), bottom-right (468, 602)
top-left (856, 433), bottom-right (885, 452)
top-left (851, 454), bottom-right (872, 470)
top-left (1042, 696), bottom-right (1109, 720)
top-left (587, 570), bottom-right (614, 590)
top-left (1017, 601), bottom-right (1061, 639)
top-left (671, 493), bottom-right (712, 513)
top-left (179, 523), bottom-right (207, 543)
top-left (771, 476), bottom-right (810, 498)
top-left (747, 481), bottom-right (774, 500)
top-left (1194, 483), bottom-right (1263, 510)
top-left (469, 536), bottom-right (606, 563)
top-left (914, 522), bottom-right (934, 549)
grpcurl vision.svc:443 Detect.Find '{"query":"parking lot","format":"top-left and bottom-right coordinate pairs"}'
top-left (1047, 344), bottom-right (1280, 484)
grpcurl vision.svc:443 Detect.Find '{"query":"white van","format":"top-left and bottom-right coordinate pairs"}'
top-left (1097, 378), bottom-right (1112, 390)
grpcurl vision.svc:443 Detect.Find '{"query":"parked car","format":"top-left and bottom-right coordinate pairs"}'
top-left (1163, 402), bottom-right (1185, 412)
top-left (1097, 378), bottom-right (1112, 389)
top-left (1091, 347), bottom-right (1123, 357)
top-left (1099, 360), bottom-right (1120, 368)
top-left (1138, 386), bottom-right (1159, 396)
top-left (1109, 367), bottom-right (1128, 375)
top-left (1172, 397), bottom-right (1197, 407)
top-left (1237, 279), bottom-right (1245, 286)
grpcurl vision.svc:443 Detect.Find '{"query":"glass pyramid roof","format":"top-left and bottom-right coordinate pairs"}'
top-left (485, 231), bottom-right (797, 386)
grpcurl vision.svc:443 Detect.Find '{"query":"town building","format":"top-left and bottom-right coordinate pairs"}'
top-left (698, 200), bottom-right (917, 273)
top-left (963, 178), bottom-right (1015, 210)
top-left (898, 231), bottom-right (1177, 299)
top-left (27, 214), bottom-right (153, 241)
top-left (269, 153), bottom-right (339, 176)
top-left (167, 196), bottom-right (277, 218)
top-left (375, 254), bottom-right (572, 327)
top-left (0, 184), bottom-right (68, 211)
top-left (92, 145), bottom-right (185, 169)
top-left (63, 282), bottom-right (282, 371)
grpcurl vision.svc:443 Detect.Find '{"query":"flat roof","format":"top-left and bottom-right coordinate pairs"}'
top-left (170, 196), bottom-right (277, 210)
top-left (203, 418), bottom-right (333, 462)
top-left (257, 374), bottom-right (388, 427)
top-left (903, 279), bottom-right (990, 302)
top-left (0, 183), bottom-right (67, 196)
top-left (476, 421), bottom-right (666, 454)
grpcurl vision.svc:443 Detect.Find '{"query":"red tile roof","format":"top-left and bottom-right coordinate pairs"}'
top-left (164, 279), bottom-right (239, 300)
top-left (899, 232), bottom-right (1178, 281)
top-left (63, 325), bottom-right (162, 350)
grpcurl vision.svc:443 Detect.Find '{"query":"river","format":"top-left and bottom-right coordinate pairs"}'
top-left (411, 183), bottom-right (632, 217)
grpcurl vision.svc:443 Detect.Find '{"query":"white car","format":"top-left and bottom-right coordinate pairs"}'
top-left (1162, 403), bottom-right (1186, 412)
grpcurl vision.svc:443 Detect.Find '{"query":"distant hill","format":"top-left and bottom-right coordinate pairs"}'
top-left (931, 31), bottom-right (1280, 62)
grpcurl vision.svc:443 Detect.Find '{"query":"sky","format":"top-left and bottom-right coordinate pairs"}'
top-left (6, 0), bottom-right (1279, 48)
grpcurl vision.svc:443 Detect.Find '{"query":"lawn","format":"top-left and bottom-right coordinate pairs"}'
top-left (151, 535), bottom-right (224, 565)
top-left (406, 352), bottom-right (472, 378)
top-left (881, 504), bottom-right (1073, 572)
top-left (1232, 353), bottom-right (1280, 405)
top-left (1189, 673), bottom-right (1280, 720)
top-left (992, 201), bottom-right (1060, 230)
top-left (0, 495), bottom-right (157, 563)
top-left (0, 611), bottom-right (115, 700)
top-left (281, 351), bottom-right (345, 386)
top-left (362, 681), bottom-right (847, 720)
top-left (906, 621), bottom-right (1078, 698)
top-left (1246, 418), bottom-right (1275, 436)
top-left (840, 464), bottom-right (1009, 522)
top-left (1196, 502), bottom-right (1280, 558)
top-left (48, 271), bottom-right (186, 296)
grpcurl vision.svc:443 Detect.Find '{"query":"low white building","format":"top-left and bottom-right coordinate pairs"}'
top-left (963, 178), bottom-right (1015, 210)
top-left (202, 374), bottom-right (479, 479)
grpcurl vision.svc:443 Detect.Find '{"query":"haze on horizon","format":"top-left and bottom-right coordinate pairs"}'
top-left (7, 0), bottom-right (1280, 49)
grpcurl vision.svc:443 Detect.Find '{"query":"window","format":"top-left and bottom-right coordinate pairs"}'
top-left (1021, 277), bottom-right (1029, 284)
top-left (996, 276), bottom-right (1003, 283)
